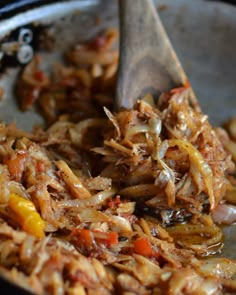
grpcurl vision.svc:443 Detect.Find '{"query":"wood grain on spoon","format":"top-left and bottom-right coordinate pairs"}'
top-left (115, 0), bottom-right (191, 110)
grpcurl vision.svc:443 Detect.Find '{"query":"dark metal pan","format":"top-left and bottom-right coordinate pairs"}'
top-left (0, 0), bottom-right (235, 293)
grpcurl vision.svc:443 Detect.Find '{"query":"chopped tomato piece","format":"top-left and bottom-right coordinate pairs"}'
top-left (170, 80), bottom-right (190, 94)
top-left (121, 213), bottom-right (138, 225)
top-left (133, 237), bottom-right (153, 257)
top-left (102, 231), bottom-right (118, 246)
top-left (61, 76), bottom-right (77, 87)
top-left (88, 36), bottom-right (106, 51)
top-left (154, 252), bottom-right (161, 261)
top-left (4, 151), bottom-right (28, 181)
top-left (34, 70), bottom-right (46, 82)
top-left (71, 228), bottom-right (118, 250)
top-left (108, 195), bottom-right (121, 208)
top-left (72, 228), bottom-right (93, 248)
top-left (36, 161), bottom-right (45, 173)
top-left (18, 86), bottom-right (41, 111)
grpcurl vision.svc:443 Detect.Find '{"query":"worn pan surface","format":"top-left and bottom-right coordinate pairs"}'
top-left (0, 0), bottom-right (235, 293)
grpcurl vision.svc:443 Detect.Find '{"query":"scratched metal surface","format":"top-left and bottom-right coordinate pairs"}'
top-left (0, 0), bottom-right (235, 261)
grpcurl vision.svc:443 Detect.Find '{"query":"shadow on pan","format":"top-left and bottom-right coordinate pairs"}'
top-left (206, 0), bottom-right (236, 4)
top-left (0, 275), bottom-right (34, 295)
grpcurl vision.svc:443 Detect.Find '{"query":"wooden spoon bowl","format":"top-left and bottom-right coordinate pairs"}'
top-left (115, 0), bottom-right (196, 110)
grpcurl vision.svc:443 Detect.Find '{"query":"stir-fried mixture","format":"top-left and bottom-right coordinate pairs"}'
top-left (0, 29), bottom-right (236, 295)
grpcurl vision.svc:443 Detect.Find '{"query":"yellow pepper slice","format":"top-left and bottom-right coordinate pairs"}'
top-left (8, 193), bottom-right (45, 239)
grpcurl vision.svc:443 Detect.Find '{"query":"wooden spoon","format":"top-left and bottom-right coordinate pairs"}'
top-left (115, 0), bottom-right (196, 110)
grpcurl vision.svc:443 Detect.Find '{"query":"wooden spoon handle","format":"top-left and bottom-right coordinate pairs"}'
top-left (115, 0), bottom-right (189, 110)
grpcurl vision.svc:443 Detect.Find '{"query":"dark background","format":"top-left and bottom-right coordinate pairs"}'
top-left (0, 0), bottom-right (235, 20)
top-left (0, 0), bottom-right (63, 19)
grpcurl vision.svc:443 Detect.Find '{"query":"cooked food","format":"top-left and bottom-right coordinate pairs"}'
top-left (0, 29), bottom-right (236, 295)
